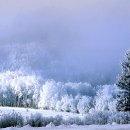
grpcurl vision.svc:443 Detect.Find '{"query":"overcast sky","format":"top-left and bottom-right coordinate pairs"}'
top-left (0, 0), bottom-right (130, 84)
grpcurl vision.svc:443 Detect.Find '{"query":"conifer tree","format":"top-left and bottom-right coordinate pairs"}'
top-left (116, 50), bottom-right (130, 111)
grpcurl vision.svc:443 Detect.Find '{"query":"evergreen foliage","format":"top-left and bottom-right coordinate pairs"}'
top-left (116, 50), bottom-right (130, 111)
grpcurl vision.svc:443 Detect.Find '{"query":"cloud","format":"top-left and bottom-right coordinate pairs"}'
top-left (0, 0), bottom-right (130, 84)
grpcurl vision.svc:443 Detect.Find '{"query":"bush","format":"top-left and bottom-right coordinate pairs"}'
top-left (83, 111), bottom-right (130, 125)
top-left (27, 113), bottom-right (46, 127)
top-left (27, 113), bottom-right (63, 127)
top-left (1, 111), bottom-right (130, 128)
top-left (83, 111), bottom-right (110, 125)
top-left (108, 112), bottom-right (130, 124)
top-left (63, 117), bottom-right (83, 125)
top-left (52, 115), bottom-right (63, 126)
top-left (0, 112), bottom-right (24, 128)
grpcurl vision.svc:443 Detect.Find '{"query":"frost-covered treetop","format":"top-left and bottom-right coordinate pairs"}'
top-left (0, 70), bottom-right (40, 94)
top-left (117, 50), bottom-right (130, 91)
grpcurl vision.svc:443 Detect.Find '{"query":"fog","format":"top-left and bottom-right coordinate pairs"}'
top-left (0, 0), bottom-right (130, 85)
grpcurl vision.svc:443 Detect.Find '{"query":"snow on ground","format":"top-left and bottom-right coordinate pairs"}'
top-left (0, 107), bottom-right (81, 119)
top-left (1, 124), bottom-right (130, 130)
top-left (0, 107), bottom-right (130, 130)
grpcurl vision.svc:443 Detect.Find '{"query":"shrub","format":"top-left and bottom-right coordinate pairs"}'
top-left (27, 113), bottom-right (45, 127)
top-left (0, 112), bottom-right (24, 128)
top-left (108, 112), bottom-right (130, 124)
top-left (63, 117), bottom-right (83, 125)
top-left (51, 115), bottom-right (63, 126)
top-left (27, 113), bottom-right (63, 127)
top-left (83, 111), bottom-right (110, 125)
top-left (1, 111), bottom-right (130, 128)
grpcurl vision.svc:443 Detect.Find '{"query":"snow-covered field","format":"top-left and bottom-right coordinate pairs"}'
top-left (0, 107), bottom-right (80, 119)
top-left (0, 107), bottom-right (130, 130)
top-left (1, 124), bottom-right (130, 130)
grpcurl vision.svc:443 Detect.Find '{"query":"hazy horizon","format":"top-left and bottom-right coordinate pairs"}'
top-left (0, 0), bottom-right (130, 85)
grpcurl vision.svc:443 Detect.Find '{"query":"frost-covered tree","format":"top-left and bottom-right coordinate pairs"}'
top-left (38, 80), bottom-right (67, 109)
top-left (77, 96), bottom-right (93, 114)
top-left (0, 70), bottom-right (40, 108)
top-left (60, 95), bottom-right (78, 113)
top-left (94, 85), bottom-right (118, 112)
top-left (116, 50), bottom-right (130, 111)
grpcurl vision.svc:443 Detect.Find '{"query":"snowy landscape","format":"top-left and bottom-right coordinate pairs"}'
top-left (0, 0), bottom-right (130, 130)
top-left (0, 107), bottom-right (130, 130)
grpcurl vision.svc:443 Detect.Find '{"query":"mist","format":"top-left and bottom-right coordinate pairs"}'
top-left (0, 0), bottom-right (130, 85)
